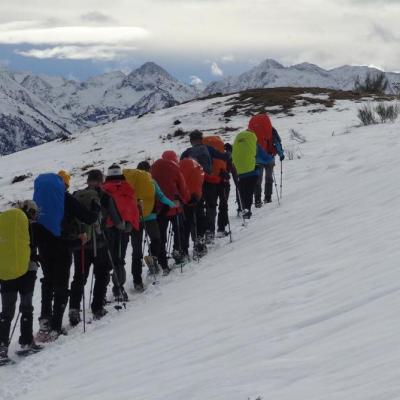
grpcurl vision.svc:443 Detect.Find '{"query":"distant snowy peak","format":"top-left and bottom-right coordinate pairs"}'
top-left (205, 59), bottom-right (400, 94)
top-left (0, 61), bottom-right (198, 155)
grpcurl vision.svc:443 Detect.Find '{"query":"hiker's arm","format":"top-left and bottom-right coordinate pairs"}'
top-left (154, 181), bottom-right (175, 208)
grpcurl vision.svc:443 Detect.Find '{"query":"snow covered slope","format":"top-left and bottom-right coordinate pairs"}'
top-left (1, 92), bottom-right (400, 400)
top-left (206, 58), bottom-right (400, 95)
top-left (0, 62), bottom-right (198, 155)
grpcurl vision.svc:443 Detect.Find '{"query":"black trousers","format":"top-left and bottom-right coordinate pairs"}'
top-left (0, 271), bottom-right (37, 346)
top-left (216, 182), bottom-right (230, 232)
top-left (107, 228), bottom-right (129, 291)
top-left (254, 163), bottom-right (275, 203)
top-left (203, 182), bottom-right (218, 234)
top-left (69, 245), bottom-right (111, 313)
top-left (238, 175), bottom-right (258, 212)
top-left (37, 227), bottom-right (73, 332)
top-left (158, 214), bottom-right (184, 269)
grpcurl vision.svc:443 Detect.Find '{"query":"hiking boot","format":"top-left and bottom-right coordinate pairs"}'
top-left (255, 201), bottom-right (262, 208)
top-left (16, 342), bottom-right (43, 356)
top-left (68, 309), bottom-right (81, 327)
top-left (134, 282), bottom-right (145, 293)
top-left (193, 242), bottom-right (207, 258)
top-left (172, 250), bottom-right (186, 264)
top-left (264, 197), bottom-right (272, 204)
top-left (216, 230), bottom-right (229, 238)
top-left (162, 266), bottom-right (171, 276)
top-left (35, 318), bottom-right (51, 343)
top-left (0, 345), bottom-right (13, 366)
top-left (205, 231), bottom-right (215, 245)
top-left (93, 308), bottom-right (108, 321)
top-left (242, 210), bottom-right (252, 219)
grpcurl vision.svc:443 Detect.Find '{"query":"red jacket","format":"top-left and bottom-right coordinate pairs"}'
top-left (151, 159), bottom-right (190, 216)
top-left (248, 114), bottom-right (276, 155)
top-left (102, 180), bottom-right (139, 231)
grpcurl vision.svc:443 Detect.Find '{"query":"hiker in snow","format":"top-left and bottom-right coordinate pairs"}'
top-left (248, 114), bottom-right (285, 206)
top-left (33, 171), bottom-right (99, 342)
top-left (179, 158), bottom-right (206, 257)
top-left (0, 201), bottom-right (42, 365)
top-left (151, 151), bottom-right (190, 272)
top-left (232, 130), bottom-right (274, 219)
top-left (102, 164), bottom-right (140, 298)
top-left (180, 130), bottom-right (230, 243)
top-left (68, 169), bottom-right (123, 326)
top-left (121, 162), bottom-right (175, 290)
top-left (203, 135), bottom-right (231, 238)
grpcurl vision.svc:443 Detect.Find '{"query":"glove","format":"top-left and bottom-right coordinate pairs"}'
top-left (279, 153), bottom-right (285, 162)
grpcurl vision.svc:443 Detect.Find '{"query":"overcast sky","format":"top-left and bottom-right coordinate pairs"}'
top-left (1, 0), bottom-right (399, 83)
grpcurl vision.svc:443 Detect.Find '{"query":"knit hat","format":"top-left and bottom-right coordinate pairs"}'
top-left (189, 130), bottom-right (203, 141)
top-left (137, 161), bottom-right (151, 172)
top-left (87, 169), bottom-right (104, 183)
top-left (107, 164), bottom-right (122, 177)
top-left (58, 170), bottom-right (71, 188)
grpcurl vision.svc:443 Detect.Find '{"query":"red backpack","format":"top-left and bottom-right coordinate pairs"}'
top-left (248, 114), bottom-right (275, 155)
top-left (102, 180), bottom-right (139, 230)
top-left (151, 159), bottom-right (189, 216)
top-left (179, 158), bottom-right (204, 200)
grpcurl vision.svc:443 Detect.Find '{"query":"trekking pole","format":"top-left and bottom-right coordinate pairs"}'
top-left (81, 243), bottom-right (86, 333)
top-left (222, 187), bottom-right (233, 243)
top-left (9, 311), bottom-right (21, 344)
top-left (175, 213), bottom-right (184, 273)
top-left (89, 225), bottom-right (97, 307)
top-left (272, 171), bottom-right (281, 206)
top-left (235, 184), bottom-right (246, 226)
top-left (280, 160), bottom-right (283, 199)
top-left (166, 222), bottom-right (173, 258)
top-left (192, 208), bottom-right (200, 263)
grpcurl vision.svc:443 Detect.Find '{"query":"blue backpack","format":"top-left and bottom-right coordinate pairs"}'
top-left (33, 173), bottom-right (65, 237)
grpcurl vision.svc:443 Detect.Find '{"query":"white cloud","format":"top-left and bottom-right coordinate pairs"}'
top-left (16, 45), bottom-right (137, 60)
top-left (190, 75), bottom-right (204, 87)
top-left (211, 62), bottom-right (223, 76)
top-left (0, 25), bottom-right (149, 45)
top-left (221, 54), bottom-right (235, 63)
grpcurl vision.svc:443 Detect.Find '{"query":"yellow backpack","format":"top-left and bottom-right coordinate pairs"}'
top-left (123, 169), bottom-right (156, 218)
top-left (0, 209), bottom-right (30, 281)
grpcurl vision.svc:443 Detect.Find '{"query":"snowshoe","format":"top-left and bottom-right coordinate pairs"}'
top-left (69, 309), bottom-right (81, 327)
top-left (242, 210), bottom-right (252, 219)
top-left (204, 231), bottom-right (215, 245)
top-left (92, 308), bottom-right (108, 321)
top-left (162, 266), bottom-right (171, 276)
top-left (255, 201), bottom-right (263, 208)
top-left (0, 345), bottom-right (14, 366)
top-left (216, 230), bottom-right (230, 238)
top-left (113, 286), bottom-right (129, 303)
top-left (134, 282), bottom-right (145, 293)
top-left (144, 255), bottom-right (160, 275)
top-left (35, 318), bottom-right (51, 343)
top-left (264, 197), bottom-right (272, 204)
top-left (16, 342), bottom-right (43, 357)
top-left (172, 250), bottom-right (186, 265)
top-left (193, 242), bottom-right (207, 259)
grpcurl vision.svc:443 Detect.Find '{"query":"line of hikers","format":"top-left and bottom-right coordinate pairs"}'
top-left (0, 113), bottom-right (284, 365)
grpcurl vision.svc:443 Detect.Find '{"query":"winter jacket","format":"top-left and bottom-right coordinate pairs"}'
top-left (151, 158), bottom-right (190, 217)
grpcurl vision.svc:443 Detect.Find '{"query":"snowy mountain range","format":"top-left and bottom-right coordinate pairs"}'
top-left (205, 59), bottom-right (400, 95)
top-left (0, 62), bottom-right (198, 155)
top-left (1, 90), bottom-right (400, 400)
top-left (2, 58), bottom-right (400, 156)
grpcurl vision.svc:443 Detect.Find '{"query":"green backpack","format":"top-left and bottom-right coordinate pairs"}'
top-left (232, 130), bottom-right (257, 175)
top-left (65, 188), bottom-right (101, 243)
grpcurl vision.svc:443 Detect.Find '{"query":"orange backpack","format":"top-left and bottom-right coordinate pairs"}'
top-left (203, 135), bottom-right (227, 182)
